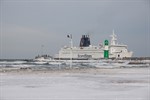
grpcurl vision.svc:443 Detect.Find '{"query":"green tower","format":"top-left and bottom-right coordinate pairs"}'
top-left (104, 40), bottom-right (109, 59)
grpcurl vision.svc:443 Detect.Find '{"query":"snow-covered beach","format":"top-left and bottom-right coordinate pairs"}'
top-left (0, 67), bottom-right (149, 100)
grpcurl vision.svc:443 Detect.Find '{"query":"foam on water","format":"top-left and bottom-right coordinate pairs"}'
top-left (0, 59), bottom-right (149, 70)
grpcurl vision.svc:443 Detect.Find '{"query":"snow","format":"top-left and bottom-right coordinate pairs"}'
top-left (0, 68), bottom-right (150, 100)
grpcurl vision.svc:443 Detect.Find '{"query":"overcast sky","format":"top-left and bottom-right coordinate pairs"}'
top-left (0, 0), bottom-right (150, 59)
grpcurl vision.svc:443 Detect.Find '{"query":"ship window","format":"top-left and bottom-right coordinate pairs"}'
top-left (112, 48), bottom-right (115, 52)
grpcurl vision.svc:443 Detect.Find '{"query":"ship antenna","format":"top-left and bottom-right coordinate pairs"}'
top-left (110, 30), bottom-right (117, 45)
top-left (67, 34), bottom-right (73, 68)
top-left (113, 29), bottom-right (115, 35)
top-left (41, 45), bottom-right (44, 56)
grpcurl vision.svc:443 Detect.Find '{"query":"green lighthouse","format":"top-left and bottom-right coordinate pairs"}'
top-left (104, 40), bottom-right (109, 59)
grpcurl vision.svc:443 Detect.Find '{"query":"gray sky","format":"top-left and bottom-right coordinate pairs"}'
top-left (0, 0), bottom-right (150, 59)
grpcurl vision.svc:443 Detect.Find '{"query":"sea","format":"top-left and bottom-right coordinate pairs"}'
top-left (0, 59), bottom-right (150, 71)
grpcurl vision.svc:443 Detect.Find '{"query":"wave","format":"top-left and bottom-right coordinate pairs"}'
top-left (0, 60), bottom-right (149, 70)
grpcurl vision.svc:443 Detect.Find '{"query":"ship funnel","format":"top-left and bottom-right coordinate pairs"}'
top-left (80, 35), bottom-right (91, 47)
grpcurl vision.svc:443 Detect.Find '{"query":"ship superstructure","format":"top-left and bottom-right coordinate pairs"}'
top-left (109, 31), bottom-right (133, 58)
top-left (55, 31), bottom-right (133, 60)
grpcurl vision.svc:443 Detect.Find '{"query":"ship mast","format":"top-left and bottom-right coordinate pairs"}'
top-left (110, 30), bottom-right (117, 45)
top-left (67, 34), bottom-right (73, 68)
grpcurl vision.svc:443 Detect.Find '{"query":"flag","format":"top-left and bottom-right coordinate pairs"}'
top-left (67, 34), bottom-right (72, 39)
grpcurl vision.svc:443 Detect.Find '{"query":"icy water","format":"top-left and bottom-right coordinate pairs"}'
top-left (0, 59), bottom-right (149, 69)
top-left (0, 60), bottom-right (60, 69)
top-left (0, 60), bottom-right (150, 100)
top-left (0, 59), bottom-right (96, 70)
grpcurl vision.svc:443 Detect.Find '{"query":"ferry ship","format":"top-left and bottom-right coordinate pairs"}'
top-left (55, 31), bottom-right (133, 60)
